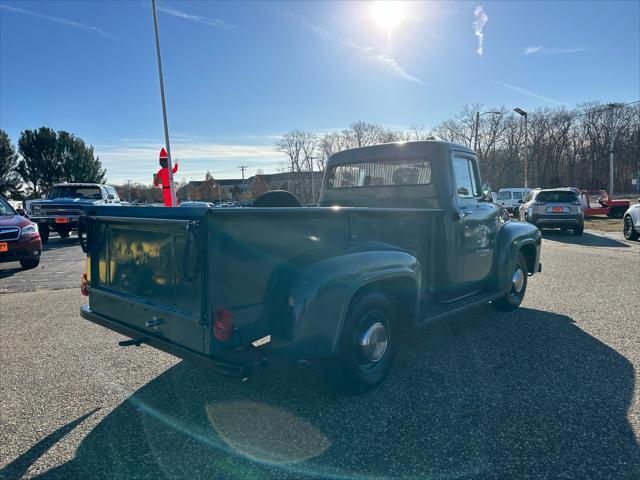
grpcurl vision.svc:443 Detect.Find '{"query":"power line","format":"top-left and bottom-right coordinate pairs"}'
top-left (572, 100), bottom-right (639, 118)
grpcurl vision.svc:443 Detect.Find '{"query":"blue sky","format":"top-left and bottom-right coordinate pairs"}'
top-left (1, 1), bottom-right (638, 184)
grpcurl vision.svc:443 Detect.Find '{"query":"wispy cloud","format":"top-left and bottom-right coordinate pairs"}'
top-left (156, 4), bottom-right (243, 35)
top-left (285, 12), bottom-right (422, 84)
top-left (96, 138), bottom-right (282, 183)
top-left (472, 6), bottom-right (488, 56)
top-left (524, 46), bottom-right (591, 55)
top-left (0, 4), bottom-right (115, 39)
top-left (496, 81), bottom-right (566, 105)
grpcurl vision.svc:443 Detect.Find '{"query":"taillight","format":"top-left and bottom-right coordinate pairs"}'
top-left (214, 309), bottom-right (233, 341)
top-left (80, 273), bottom-right (89, 296)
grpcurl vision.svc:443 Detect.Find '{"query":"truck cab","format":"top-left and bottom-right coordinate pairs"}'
top-left (79, 141), bottom-right (541, 393)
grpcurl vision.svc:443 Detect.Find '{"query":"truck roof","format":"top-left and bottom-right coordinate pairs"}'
top-left (327, 141), bottom-right (475, 167)
top-left (51, 183), bottom-right (108, 188)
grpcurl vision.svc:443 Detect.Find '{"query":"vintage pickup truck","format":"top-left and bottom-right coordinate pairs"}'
top-left (79, 141), bottom-right (541, 393)
top-left (29, 183), bottom-right (123, 243)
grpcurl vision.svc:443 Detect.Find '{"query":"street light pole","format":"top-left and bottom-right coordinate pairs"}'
top-left (151, 0), bottom-right (177, 207)
top-left (514, 108), bottom-right (528, 188)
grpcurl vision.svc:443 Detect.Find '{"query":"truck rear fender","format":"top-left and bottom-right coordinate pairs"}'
top-left (274, 250), bottom-right (420, 358)
top-left (493, 222), bottom-right (541, 292)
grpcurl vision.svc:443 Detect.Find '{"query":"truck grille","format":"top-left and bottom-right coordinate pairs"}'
top-left (42, 205), bottom-right (83, 216)
top-left (0, 227), bottom-right (20, 241)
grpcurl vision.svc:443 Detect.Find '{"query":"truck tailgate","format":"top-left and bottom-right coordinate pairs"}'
top-left (83, 208), bottom-right (206, 353)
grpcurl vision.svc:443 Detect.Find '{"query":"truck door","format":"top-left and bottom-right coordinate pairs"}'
top-left (451, 154), bottom-right (499, 287)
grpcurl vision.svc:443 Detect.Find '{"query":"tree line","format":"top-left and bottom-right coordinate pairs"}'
top-left (0, 127), bottom-right (106, 198)
top-left (276, 101), bottom-right (640, 193)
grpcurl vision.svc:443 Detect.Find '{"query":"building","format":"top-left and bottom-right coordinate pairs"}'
top-left (177, 171), bottom-right (324, 204)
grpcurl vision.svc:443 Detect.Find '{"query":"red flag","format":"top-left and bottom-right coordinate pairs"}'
top-left (159, 148), bottom-right (168, 159)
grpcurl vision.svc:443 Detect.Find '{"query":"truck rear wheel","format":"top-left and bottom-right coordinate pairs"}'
top-left (323, 291), bottom-right (396, 394)
top-left (493, 252), bottom-right (528, 311)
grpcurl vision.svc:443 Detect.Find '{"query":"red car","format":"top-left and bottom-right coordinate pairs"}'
top-left (0, 195), bottom-right (42, 269)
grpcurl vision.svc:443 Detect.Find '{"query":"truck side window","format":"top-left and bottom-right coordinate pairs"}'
top-left (453, 156), bottom-right (479, 198)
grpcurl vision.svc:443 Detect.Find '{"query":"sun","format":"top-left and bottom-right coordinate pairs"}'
top-left (370, 1), bottom-right (408, 31)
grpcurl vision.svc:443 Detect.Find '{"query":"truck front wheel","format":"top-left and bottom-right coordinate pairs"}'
top-left (38, 224), bottom-right (49, 244)
top-left (323, 291), bottom-right (396, 394)
top-left (493, 252), bottom-right (528, 311)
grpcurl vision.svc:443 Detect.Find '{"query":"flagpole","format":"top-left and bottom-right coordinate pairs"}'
top-left (151, 0), bottom-right (177, 206)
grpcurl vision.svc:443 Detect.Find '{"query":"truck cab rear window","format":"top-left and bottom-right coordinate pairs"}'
top-left (327, 160), bottom-right (432, 188)
top-left (49, 186), bottom-right (102, 200)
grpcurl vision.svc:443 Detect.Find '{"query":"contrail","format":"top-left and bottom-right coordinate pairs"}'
top-left (473, 6), bottom-right (488, 56)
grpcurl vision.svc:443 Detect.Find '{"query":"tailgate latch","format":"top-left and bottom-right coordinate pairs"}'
top-left (145, 316), bottom-right (165, 329)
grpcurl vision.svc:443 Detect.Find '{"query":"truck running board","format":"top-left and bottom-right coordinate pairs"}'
top-left (118, 338), bottom-right (147, 347)
top-left (419, 290), bottom-right (504, 325)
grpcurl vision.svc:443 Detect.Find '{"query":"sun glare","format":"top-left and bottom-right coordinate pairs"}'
top-left (370, 1), bottom-right (408, 31)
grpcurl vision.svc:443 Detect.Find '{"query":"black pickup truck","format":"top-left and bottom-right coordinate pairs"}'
top-left (29, 183), bottom-right (123, 243)
top-left (79, 141), bottom-right (542, 393)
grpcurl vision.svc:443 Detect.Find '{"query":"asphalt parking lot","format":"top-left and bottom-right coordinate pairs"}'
top-left (1, 229), bottom-right (639, 479)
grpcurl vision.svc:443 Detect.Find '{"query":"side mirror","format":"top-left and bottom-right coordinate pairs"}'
top-left (16, 208), bottom-right (28, 218)
top-left (107, 194), bottom-right (115, 200)
top-left (481, 182), bottom-right (493, 202)
top-left (41, 194), bottom-right (46, 199)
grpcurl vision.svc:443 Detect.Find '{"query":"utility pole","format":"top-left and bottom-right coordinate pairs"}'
top-left (237, 165), bottom-right (247, 194)
top-left (474, 111), bottom-right (480, 152)
top-left (606, 103), bottom-right (623, 196)
top-left (126, 179), bottom-right (132, 202)
top-left (151, 0), bottom-right (177, 207)
top-left (474, 110), bottom-right (501, 157)
top-left (514, 108), bottom-right (528, 188)
top-left (309, 156), bottom-right (315, 204)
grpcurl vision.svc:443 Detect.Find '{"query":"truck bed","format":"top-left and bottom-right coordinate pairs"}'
top-left (81, 206), bottom-right (443, 362)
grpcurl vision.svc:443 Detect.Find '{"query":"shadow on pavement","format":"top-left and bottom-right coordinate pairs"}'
top-left (541, 229), bottom-right (630, 248)
top-left (33, 308), bottom-right (639, 479)
top-left (42, 236), bottom-right (80, 252)
top-left (0, 408), bottom-right (99, 480)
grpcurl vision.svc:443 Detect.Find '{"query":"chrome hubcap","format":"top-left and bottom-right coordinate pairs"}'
top-left (359, 322), bottom-right (388, 362)
top-left (512, 268), bottom-right (525, 293)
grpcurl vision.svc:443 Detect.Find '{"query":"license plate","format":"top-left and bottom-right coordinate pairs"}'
top-left (552, 207), bottom-right (564, 213)
top-left (0, 242), bottom-right (7, 252)
top-left (55, 217), bottom-right (70, 223)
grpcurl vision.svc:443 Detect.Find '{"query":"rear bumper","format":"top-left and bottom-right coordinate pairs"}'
top-left (529, 213), bottom-right (583, 228)
top-left (80, 304), bottom-right (252, 378)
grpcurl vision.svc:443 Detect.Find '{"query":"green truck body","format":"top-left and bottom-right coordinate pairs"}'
top-left (80, 141), bottom-right (541, 392)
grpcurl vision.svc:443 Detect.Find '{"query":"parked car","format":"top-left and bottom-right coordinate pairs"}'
top-left (622, 199), bottom-right (640, 241)
top-left (179, 201), bottom-right (215, 208)
top-left (496, 187), bottom-right (532, 215)
top-left (28, 183), bottom-right (123, 244)
top-left (520, 188), bottom-right (584, 235)
top-left (0, 195), bottom-right (42, 269)
top-left (79, 141), bottom-right (542, 393)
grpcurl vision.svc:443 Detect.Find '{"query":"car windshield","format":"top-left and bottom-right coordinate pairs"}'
top-left (48, 186), bottom-right (102, 200)
top-left (497, 191), bottom-right (512, 200)
top-left (0, 197), bottom-right (16, 215)
top-left (536, 191), bottom-right (579, 203)
top-left (327, 159), bottom-right (432, 188)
